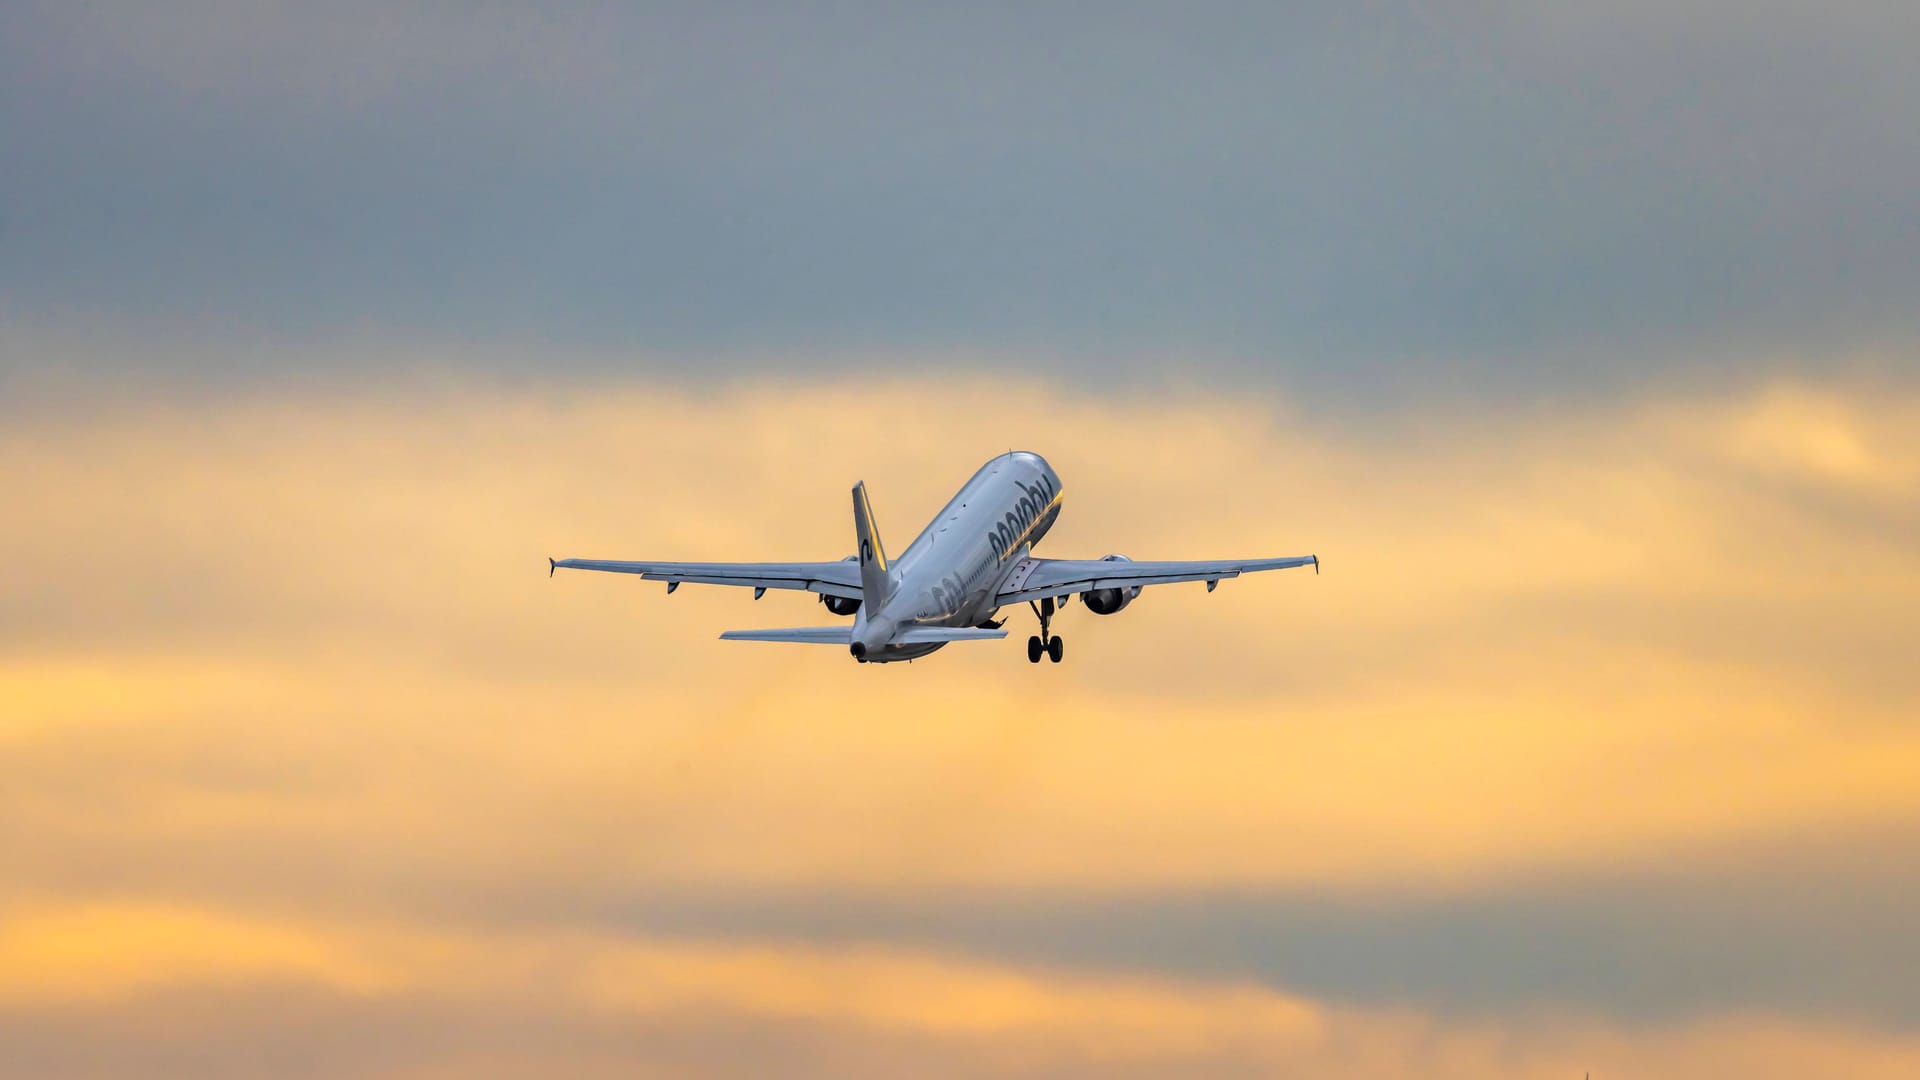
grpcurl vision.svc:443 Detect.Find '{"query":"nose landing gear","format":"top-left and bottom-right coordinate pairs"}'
top-left (1027, 597), bottom-right (1065, 664)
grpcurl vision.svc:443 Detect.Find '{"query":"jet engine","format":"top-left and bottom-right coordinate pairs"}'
top-left (1082, 554), bottom-right (1142, 615)
top-left (822, 554), bottom-right (862, 615)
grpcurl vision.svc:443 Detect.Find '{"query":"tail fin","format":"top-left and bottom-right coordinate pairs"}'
top-left (851, 481), bottom-right (894, 607)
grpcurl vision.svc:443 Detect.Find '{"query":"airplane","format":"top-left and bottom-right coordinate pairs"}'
top-left (548, 451), bottom-right (1316, 664)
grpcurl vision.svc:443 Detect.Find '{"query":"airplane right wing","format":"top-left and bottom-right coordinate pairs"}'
top-left (548, 557), bottom-right (863, 600)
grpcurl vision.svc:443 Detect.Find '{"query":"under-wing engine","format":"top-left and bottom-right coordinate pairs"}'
top-left (1082, 554), bottom-right (1143, 615)
top-left (821, 554), bottom-right (862, 615)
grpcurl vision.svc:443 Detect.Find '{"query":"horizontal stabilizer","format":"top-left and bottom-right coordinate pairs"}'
top-left (719, 627), bottom-right (854, 644)
top-left (718, 626), bottom-right (1007, 645)
top-left (894, 627), bottom-right (1007, 643)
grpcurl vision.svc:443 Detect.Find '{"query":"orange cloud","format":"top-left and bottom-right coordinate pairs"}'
top-left (4, 900), bottom-right (1920, 1079)
top-left (2, 371), bottom-right (1917, 1073)
top-left (5, 375), bottom-right (1914, 893)
top-left (0, 905), bottom-right (396, 1003)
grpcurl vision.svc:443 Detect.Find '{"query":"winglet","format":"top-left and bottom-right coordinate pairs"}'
top-left (1313, 554), bottom-right (1320, 575)
top-left (548, 557), bottom-right (556, 578)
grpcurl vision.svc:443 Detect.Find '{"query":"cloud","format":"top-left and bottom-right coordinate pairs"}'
top-left (9, 902), bottom-right (1920, 1079)
top-left (589, 819), bottom-right (1920, 1029)
top-left (5, 2), bottom-right (1919, 385)
top-left (0, 905), bottom-right (397, 1004)
top-left (9, 4), bottom-right (1918, 1067)
top-left (2, 363), bottom-right (1917, 1068)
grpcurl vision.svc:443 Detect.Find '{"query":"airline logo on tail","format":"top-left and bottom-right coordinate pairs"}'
top-left (852, 481), bottom-right (893, 606)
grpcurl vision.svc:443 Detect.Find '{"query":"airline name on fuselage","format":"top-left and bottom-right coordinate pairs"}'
top-left (989, 474), bottom-right (1059, 562)
top-left (924, 473), bottom-right (1062, 618)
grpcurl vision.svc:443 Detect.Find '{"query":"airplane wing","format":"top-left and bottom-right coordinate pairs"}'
top-left (996, 554), bottom-right (1317, 605)
top-left (549, 557), bottom-right (863, 600)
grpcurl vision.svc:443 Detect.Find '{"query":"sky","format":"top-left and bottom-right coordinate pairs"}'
top-left (3, 3), bottom-right (1919, 1077)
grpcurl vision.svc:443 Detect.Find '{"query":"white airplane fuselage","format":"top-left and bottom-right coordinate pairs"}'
top-left (852, 450), bottom-right (1063, 662)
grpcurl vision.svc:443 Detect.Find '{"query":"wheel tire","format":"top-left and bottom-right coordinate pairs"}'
top-left (1027, 636), bottom-right (1044, 663)
top-left (1047, 636), bottom-right (1064, 663)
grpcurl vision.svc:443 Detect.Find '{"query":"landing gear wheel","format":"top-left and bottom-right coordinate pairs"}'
top-left (1027, 597), bottom-right (1065, 666)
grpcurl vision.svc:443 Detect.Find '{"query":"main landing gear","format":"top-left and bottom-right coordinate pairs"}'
top-left (1027, 596), bottom-right (1065, 664)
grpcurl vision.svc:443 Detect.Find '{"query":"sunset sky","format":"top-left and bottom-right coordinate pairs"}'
top-left (5, 4), bottom-right (1919, 1077)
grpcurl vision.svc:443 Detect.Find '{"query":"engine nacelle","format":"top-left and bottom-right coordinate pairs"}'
top-left (822, 554), bottom-right (862, 616)
top-left (1083, 554), bottom-right (1141, 615)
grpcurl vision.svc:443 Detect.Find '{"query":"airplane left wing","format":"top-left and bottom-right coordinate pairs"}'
top-left (996, 554), bottom-right (1317, 605)
top-left (549, 558), bottom-right (863, 600)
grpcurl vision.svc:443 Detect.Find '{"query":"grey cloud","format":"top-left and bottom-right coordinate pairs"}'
top-left (18, 829), bottom-right (1920, 1038)
top-left (574, 824), bottom-right (1920, 1032)
top-left (4, 2), bottom-right (1918, 396)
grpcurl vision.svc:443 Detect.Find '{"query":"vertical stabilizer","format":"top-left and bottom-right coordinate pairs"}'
top-left (851, 481), bottom-right (893, 607)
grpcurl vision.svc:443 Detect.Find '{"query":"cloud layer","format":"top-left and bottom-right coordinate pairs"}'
top-left (3, 359), bottom-right (1917, 1074)
top-left (7, 4), bottom-right (1918, 1071)
top-left (6, 1), bottom-right (1919, 391)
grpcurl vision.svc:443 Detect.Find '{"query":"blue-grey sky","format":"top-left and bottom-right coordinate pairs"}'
top-left (5, 1), bottom-right (1918, 394)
